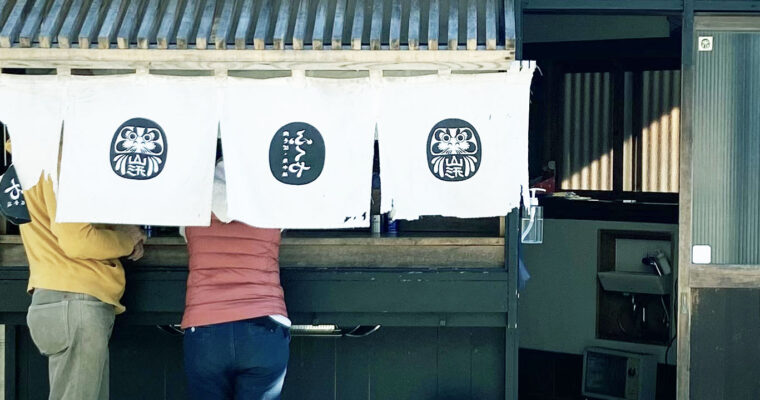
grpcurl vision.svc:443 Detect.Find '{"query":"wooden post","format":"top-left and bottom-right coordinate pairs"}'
top-left (677, 1), bottom-right (695, 399)
top-left (505, 209), bottom-right (520, 400)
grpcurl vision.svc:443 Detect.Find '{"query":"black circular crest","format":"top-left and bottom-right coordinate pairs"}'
top-left (269, 122), bottom-right (325, 185)
top-left (0, 165), bottom-right (30, 225)
top-left (110, 118), bottom-right (168, 180)
top-left (426, 118), bottom-right (482, 182)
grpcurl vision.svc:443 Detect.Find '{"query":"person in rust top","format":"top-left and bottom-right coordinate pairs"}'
top-left (181, 159), bottom-right (290, 400)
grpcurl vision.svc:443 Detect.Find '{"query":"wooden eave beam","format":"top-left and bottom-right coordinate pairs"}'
top-left (0, 48), bottom-right (515, 70)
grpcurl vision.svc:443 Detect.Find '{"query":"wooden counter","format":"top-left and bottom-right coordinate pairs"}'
top-left (0, 235), bottom-right (506, 269)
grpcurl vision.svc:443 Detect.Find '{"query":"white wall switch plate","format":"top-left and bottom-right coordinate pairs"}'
top-left (692, 245), bottom-right (712, 264)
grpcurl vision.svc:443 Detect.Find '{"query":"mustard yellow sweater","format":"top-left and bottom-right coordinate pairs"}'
top-left (20, 176), bottom-right (137, 314)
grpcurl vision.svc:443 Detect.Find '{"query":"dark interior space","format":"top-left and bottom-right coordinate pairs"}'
top-left (519, 349), bottom-right (676, 400)
top-left (516, 13), bottom-right (681, 400)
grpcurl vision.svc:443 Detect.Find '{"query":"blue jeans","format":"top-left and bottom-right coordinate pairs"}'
top-left (184, 317), bottom-right (290, 400)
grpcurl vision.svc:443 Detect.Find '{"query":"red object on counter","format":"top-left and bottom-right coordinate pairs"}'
top-left (531, 176), bottom-right (556, 194)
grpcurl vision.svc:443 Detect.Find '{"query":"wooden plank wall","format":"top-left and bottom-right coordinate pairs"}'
top-left (8, 325), bottom-right (506, 400)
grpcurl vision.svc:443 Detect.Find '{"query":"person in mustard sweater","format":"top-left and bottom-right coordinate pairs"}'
top-left (13, 140), bottom-right (146, 400)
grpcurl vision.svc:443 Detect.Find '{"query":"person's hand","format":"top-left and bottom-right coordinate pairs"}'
top-left (127, 240), bottom-right (144, 261)
top-left (113, 225), bottom-right (147, 245)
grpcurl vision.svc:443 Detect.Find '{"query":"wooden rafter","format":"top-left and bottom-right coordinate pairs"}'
top-left (0, 0), bottom-right (515, 51)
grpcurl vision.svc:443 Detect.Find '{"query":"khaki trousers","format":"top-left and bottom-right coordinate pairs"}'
top-left (26, 289), bottom-right (115, 400)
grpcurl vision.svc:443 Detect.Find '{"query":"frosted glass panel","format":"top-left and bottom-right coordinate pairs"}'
top-left (693, 31), bottom-right (760, 265)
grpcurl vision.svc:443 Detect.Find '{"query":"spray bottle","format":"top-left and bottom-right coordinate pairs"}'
top-left (521, 188), bottom-right (545, 244)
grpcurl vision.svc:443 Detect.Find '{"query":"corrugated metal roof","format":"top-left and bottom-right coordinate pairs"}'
top-left (559, 69), bottom-right (680, 194)
top-left (0, 0), bottom-right (509, 50)
top-left (560, 71), bottom-right (613, 191)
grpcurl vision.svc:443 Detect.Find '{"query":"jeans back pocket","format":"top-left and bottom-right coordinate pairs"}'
top-left (27, 301), bottom-right (71, 356)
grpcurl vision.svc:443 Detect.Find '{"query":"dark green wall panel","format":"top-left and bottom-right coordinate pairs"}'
top-left (690, 288), bottom-right (760, 399)
top-left (7, 326), bottom-right (506, 400)
top-left (368, 329), bottom-right (439, 400)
